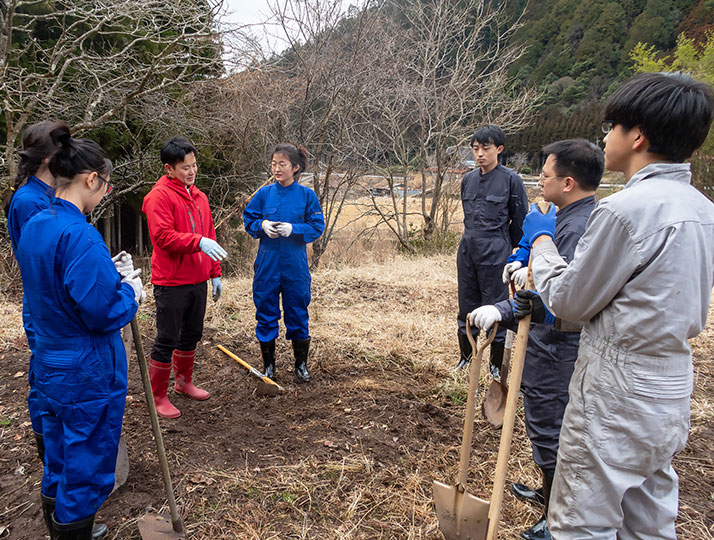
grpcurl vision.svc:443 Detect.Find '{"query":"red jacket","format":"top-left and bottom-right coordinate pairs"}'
top-left (142, 175), bottom-right (221, 286)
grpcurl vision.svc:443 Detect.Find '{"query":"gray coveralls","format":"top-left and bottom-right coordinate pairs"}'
top-left (457, 164), bottom-right (528, 345)
top-left (495, 195), bottom-right (595, 471)
top-left (531, 163), bottom-right (714, 539)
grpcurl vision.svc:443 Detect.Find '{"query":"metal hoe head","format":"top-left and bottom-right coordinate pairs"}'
top-left (433, 481), bottom-right (490, 540)
top-left (137, 514), bottom-right (186, 540)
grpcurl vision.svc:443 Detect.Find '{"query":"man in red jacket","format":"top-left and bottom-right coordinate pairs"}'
top-left (142, 136), bottom-right (227, 418)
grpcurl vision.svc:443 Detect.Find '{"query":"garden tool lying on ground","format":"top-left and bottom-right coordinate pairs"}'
top-left (131, 317), bottom-right (187, 540)
top-left (482, 283), bottom-right (516, 428)
top-left (217, 344), bottom-right (285, 396)
top-left (433, 260), bottom-right (535, 540)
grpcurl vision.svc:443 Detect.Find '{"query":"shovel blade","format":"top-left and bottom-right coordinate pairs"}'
top-left (112, 432), bottom-right (129, 493)
top-left (257, 380), bottom-right (284, 396)
top-left (433, 480), bottom-right (490, 540)
top-left (482, 381), bottom-right (507, 428)
top-left (137, 514), bottom-right (186, 540)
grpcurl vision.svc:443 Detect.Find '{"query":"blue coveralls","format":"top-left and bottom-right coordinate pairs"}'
top-left (495, 195), bottom-right (595, 470)
top-left (243, 181), bottom-right (325, 342)
top-left (457, 164), bottom-right (528, 343)
top-left (16, 198), bottom-right (137, 524)
top-left (6, 176), bottom-right (53, 436)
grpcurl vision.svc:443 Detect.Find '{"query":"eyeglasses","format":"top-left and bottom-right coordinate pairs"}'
top-left (601, 121), bottom-right (615, 134)
top-left (539, 172), bottom-right (563, 181)
top-left (97, 174), bottom-right (113, 195)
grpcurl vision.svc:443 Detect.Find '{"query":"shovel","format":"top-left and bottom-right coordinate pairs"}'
top-left (433, 321), bottom-right (498, 539)
top-left (434, 264), bottom-right (535, 539)
top-left (130, 317), bottom-right (186, 540)
top-left (216, 344), bottom-right (285, 396)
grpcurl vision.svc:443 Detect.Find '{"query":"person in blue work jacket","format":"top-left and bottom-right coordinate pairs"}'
top-left (3, 120), bottom-right (66, 464)
top-left (243, 143), bottom-right (325, 383)
top-left (16, 125), bottom-right (143, 540)
top-left (456, 125), bottom-right (528, 376)
top-left (469, 139), bottom-right (603, 540)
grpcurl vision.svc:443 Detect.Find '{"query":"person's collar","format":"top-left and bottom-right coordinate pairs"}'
top-left (624, 162), bottom-right (691, 189)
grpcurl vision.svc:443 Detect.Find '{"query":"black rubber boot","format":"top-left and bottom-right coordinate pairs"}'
top-left (454, 333), bottom-right (472, 370)
top-left (34, 430), bottom-right (45, 462)
top-left (41, 494), bottom-right (56, 540)
top-left (260, 339), bottom-right (276, 379)
top-left (511, 482), bottom-right (544, 505)
top-left (292, 338), bottom-right (311, 383)
top-left (52, 513), bottom-right (95, 540)
top-left (520, 468), bottom-right (554, 540)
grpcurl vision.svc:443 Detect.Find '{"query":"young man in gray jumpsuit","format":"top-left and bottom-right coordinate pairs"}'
top-left (456, 125), bottom-right (528, 375)
top-left (519, 72), bottom-right (714, 539)
top-left (468, 139), bottom-right (603, 540)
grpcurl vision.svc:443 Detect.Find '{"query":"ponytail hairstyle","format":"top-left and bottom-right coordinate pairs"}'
top-left (2, 120), bottom-right (68, 216)
top-left (271, 143), bottom-right (309, 180)
top-left (49, 124), bottom-right (112, 193)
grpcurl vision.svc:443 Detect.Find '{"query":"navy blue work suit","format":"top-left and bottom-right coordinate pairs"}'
top-left (6, 176), bottom-right (53, 435)
top-left (16, 199), bottom-right (137, 523)
top-left (243, 181), bottom-right (325, 342)
top-left (457, 165), bottom-right (527, 343)
top-left (495, 196), bottom-right (596, 470)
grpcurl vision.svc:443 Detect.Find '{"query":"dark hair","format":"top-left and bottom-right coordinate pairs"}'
top-left (49, 125), bottom-right (112, 192)
top-left (603, 72), bottom-right (714, 162)
top-left (542, 139), bottom-right (604, 191)
top-left (2, 120), bottom-right (68, 216)
top-left (160, 136), bottom-right (197, 167)
top-left (271, 143), bottom-right (309, 180)
top-left (470, 125), bottom-right (506, 147)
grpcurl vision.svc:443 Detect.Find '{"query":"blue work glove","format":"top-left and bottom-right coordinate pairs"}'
top-left (199, 237), bottom-right (228, 261)
top-left (507, 235), bottom-right (531, 265)
top-left (521, 202), bottom-right (556, 245)
top-left (212, 277), bottom-right (222, 302)
top-left (513, 290), bottom-right (555, 325)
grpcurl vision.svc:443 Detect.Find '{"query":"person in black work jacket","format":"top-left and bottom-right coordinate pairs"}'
top-left (468, 139), bottom-right (604, 540)
top-left (455, 125), bottom-right (528, 376)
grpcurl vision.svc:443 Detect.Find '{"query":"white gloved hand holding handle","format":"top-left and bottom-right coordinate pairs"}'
top-left (261, 220), bottom-right (280, 239)
top-left (121, 268), bottom-right (144, 303)
top-left (275, 222), bottom-right (293, 237)
top-left (199, 237), bottom-right (227, 261)
top-left (111, 251), bottom-right (134, 277)
top-left (502, 260), bottom-right (522, 284)
top-left (512, 267), bottom-right (529, 289)
top-left (466, 305), bottom-right (502, 331)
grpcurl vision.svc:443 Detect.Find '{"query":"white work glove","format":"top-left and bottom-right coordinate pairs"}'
top-left (212, 277), bottom-right (222, 302)
top-left (122, 268), bottom-right (144, 303)
top-left (512, 267), bottom-right (529, 289)
top-left (199, 237), bottom-right (227, 261)
top-left (502, 261), bottom-right (522, 284)
top-left (261, 220), bottom-right (279, 239)
top-left (467, 305), bottom-right (502, 331)
top-left (111, 251), bottom-right (134, 277)
top-left (275, 222), bottom-right (293, 237)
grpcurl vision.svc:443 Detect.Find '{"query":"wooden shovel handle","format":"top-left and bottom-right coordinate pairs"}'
top-left (458, 322), bottom-right (498, 489)
top-left (485, 259), bottom-right (536, 539)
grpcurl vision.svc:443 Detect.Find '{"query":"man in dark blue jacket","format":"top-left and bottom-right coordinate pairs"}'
top-left (468, 139), bottom-right (603, 540)
top-left (456, 125), bottom-right (528, 375)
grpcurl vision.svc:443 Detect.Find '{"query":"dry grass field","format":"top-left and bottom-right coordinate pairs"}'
top-left (1, 249), bottom-right (713, 539)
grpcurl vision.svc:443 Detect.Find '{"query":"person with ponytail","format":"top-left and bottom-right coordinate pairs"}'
top-left (243, 144), bottom-right (325, 383)
top-left (15, 125), bottom-right (142, 540)
top-left (3, 121), bottom-right (66, 471)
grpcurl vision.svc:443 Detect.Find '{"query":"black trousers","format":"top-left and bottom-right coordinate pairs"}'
top-left (151, 282), bottom-right (207, 364)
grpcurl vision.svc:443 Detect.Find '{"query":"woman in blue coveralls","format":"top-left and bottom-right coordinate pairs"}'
top-left (243, 144), bottom-right (325, 383)
top-left (15, 125), bottom-right (143, 540)
top-left (3, 120), bottom-right (66, 464)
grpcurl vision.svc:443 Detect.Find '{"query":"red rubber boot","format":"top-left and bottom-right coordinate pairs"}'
top-left (148, 359), bottom-right (181, 418)
top-left (173, 350), bottom-right (210, 400)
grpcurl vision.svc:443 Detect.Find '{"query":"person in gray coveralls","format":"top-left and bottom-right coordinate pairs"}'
top-left (468, 139), bottom-right (603, 540)
top-left (521, 72), bottom-right (714, 539)
top-left (455, 125), bottom-right (528, 376)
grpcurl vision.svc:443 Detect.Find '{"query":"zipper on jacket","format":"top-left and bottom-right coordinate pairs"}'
top-left (186, 204), bottom-right (197, 233)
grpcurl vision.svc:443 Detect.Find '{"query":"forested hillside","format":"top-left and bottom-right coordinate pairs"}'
top-left (506, 0), bottom-right (714, 156)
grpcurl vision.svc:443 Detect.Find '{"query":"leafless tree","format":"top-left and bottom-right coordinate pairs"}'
top-left (364, 0), bottom-right (541, 241)
top-left (0, 0), bottom-right (224, 186)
